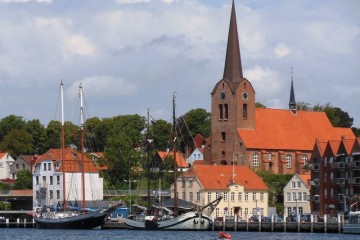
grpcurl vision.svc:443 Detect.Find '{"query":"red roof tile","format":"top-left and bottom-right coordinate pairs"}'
top-left (35, 147), bottom-right (98, 173)
top-left (158, 151), bottom-right (188, 168)
top-left (182, 165), bottom-right (268, 191)
top-left (239, 109), bottom-right (355, 150)
top-left (298, 174), bottom-right (311, 188)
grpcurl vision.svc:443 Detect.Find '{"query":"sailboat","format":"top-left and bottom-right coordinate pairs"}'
top-left (33, 82), bottom-right (120, 229)
top-left (124, 93), bottom-right (222, 230)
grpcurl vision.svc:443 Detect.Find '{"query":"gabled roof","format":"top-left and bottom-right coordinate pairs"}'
top-left (35, 147), bottom-right (98, 173)
top-left (181, 165), bottom-right (268, 191)
top-left (18, 155), bottom-right (36, 165)
top-left (157, 151), bottom-right (187, 168)
top-left (298, 174), bottom-right (311, 189)
top-left (193, 133), bottom-right (206, 149)
top-left (327, 140), bottom-right (341, 156)
top-left (311, 140), bottom-right (328, 159)
top-left (238, 108), bottom-right (355, 151)
top-left (339, 139), bottom-right (356, 155)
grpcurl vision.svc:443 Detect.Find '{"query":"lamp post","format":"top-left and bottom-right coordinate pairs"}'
top-left (124, 179), bottom-right (137, 214)
top-left (295, 197), bottom-right (298, 222)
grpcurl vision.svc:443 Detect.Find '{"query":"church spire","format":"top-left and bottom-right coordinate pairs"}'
top-left (289, 67), bottom-right (297, 114)
top-left (223, 0), bottom-right (243, 82)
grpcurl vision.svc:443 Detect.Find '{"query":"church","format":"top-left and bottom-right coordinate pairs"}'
top-left (203, 0), bottom-right (355, 175)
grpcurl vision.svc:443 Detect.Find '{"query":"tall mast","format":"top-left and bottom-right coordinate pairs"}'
top-left (172, 92), bottom-right (178, 215)
top-left (79, 83), bottom-right (86, 212)
top-left (60, 80), bottom-right (66, 211)
top-left (146, 108), bottom-right (151, 211)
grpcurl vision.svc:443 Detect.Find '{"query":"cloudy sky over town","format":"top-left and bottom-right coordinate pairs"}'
top-left (0, 0), bottom-right (359, 127)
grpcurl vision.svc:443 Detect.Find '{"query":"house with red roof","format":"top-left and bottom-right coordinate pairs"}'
top-left (203, 0), bottom-right (356, 175)
top-left (310, 137), bottom-right (360, 217)
top-left (32, 147), bottom-right (104, 208)
top-left (154, 150), bottom-right (188, 172)
top-left (0, 152), bottom-right (15, 180)
top-left (283, 174), bottom-right (311, 220)
top-left (10, 155), bottom-right (37, 179)
top-left (174, 164), bottom-right (269, 219)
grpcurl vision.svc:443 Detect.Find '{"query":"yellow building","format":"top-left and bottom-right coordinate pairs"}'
top-left (173, 164), bottom-right (269, 220)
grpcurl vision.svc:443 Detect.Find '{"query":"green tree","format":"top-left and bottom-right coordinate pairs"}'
top-left (313, 103), bottom-right (353, 128)
top-left (45, 120), bottom-right (62, 150)
top-left (296, 102), bottom-right (311, 111)
top-left (255, 102), bottom-right (266, 108)
top-left (0, 129), bottom-right (34, 157)
top-left (178, 108), bottom-right (211, 151)
top-left (0, 115), bottom-right (26, 142)
top-left (152, 119), bottom-right (172, 151)
top-left (14, 170), bottom-right (32, 189)
top-left (25, 119), bottom-right (46, 154)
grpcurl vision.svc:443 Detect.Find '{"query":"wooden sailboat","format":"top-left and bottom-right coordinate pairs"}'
top-left (33, 82), bottom-right (119, 229)
top-left (124, 93), bottom-right (222, 230)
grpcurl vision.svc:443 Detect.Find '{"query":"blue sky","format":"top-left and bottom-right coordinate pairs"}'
top-left (0, 0), bottom-right (359, 128)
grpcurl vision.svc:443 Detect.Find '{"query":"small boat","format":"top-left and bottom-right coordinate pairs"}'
top-left (342, 202), bottom-right (360, 234)
top-left (219, 231), bottom-right (232, 239)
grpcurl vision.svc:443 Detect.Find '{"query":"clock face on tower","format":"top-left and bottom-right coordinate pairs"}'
top-left (242, 92), bottom-right (248, 100)
top-left (221, 92), bottom-right (226, 100)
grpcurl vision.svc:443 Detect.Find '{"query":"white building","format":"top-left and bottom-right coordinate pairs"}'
top-left (0, 152), bottom-right (15, 180)
top-left (283, 174), bottom-right (311, 219)
top-left (186, 148), bottom-right (204, 166)
top-left (32, 147), bottom-right (104, 208)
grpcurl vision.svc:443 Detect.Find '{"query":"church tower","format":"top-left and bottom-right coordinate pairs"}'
top-left (289, 69), bottom-right (297, 114)
top-left (206, 0), bottom-right (256, 165)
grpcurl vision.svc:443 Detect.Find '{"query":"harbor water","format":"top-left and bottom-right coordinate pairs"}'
top-left (0, 229), bottom-right (357, 240)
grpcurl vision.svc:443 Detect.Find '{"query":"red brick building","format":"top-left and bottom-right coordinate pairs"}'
top-left (203, 0), bottom-right (355, 175)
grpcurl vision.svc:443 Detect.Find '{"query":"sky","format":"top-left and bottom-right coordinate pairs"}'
top-left (0, 0), bottom-right (359, 128)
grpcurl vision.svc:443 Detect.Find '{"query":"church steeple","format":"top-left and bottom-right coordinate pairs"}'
top-left (289, 67), bottom-right (297, 114)
top-left (223, 0), bottom-right (243, 82)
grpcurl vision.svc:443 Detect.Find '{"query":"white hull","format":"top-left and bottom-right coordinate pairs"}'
top-left (124, 211), bottom-right (210, 230)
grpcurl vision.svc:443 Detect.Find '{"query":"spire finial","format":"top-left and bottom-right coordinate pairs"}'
top-left (289, 66), bottom-right (297, 113)
top-left (223, 0), bottom-right (243, 82)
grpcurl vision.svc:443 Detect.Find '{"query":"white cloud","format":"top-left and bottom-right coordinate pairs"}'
top-left (274, 43), bottom-right (290, 58)
top-left (115, 0), bottom-right (151, 4)
top-left (63, 34), bottom-right (95, 57)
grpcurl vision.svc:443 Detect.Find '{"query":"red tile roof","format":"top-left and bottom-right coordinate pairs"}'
top-left (298, 174), bottom-right (311, 188)
top-left (35, 147), bottom-right (98, 173)
top-left (10, 189), bottom-right (33, 196)
top-left (238, 109), bottom-right (355, 150)
top-left (181, 165), bottom-right (268, 191)
top-left (157, 151), bottom-right (187, 168)
top-left (19, 155), bottom-right (36, 165)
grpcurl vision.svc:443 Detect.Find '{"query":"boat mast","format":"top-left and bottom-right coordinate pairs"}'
top-left (172, 92), bottom-right (178, 215)
top-left (146, 108), bottom-right (151, 212)
top-left (79, 83), bottom-right (86, 212)
top-left (60, 80), bottom-right (66, 211)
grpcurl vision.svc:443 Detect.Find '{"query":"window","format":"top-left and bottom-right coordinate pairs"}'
top-left (303, 192), bottom-right (307, 201)
top-left (252, 153), bottom-right (259, 167)
top-left (182, 192), bottom-right (185, 200)
top-left (224, 104), bottom-right (228, 119)
top-left (189, 192), bottom-right (193, 202)
top-left (48, 163), bottom-right (51, 171)
top-left (49, 190), bottom-right (53, 199)
top-left (219, 104), bottom-right (223, 120)
top-left (216, 192), bottom-right (220, 200)
top-left (36, 176), bottom-right (39, 185)
top-left (291, 182), bottom-right (296, 189)
top-left (189, 179), bottom-right (193, 187)
top-left (208, 192), bottom-right (211, 202)
top-left (221, 151), bottom-right (225, 157)
top-left (42, 176), bottom-right (46, 184)
top-left (43, 163), bottom-right (47, 171)
top-left (50, 176), bottom-right (53, 185)
top-left (287, 192), bottom-right (291, 202)
top-left (182, 179), bottom-right (185, 188)
top-left (298, 207), bottom-right (303, 215)
top-left (245, 193), bottom-right (249, 202)
top-left (267, 153), bottom-right (272, 161)
top-left (297, 192), bottom-right (302, 201)
top-left (286, 154), bottom-right (292, 168)
top-left (292, 192), bottom-right (297, 202)
top-left (221, 132), bottom-right (226, 141)
top-left (302, 155), bottom-right (308, 165)
top-left (57, 176), bottom-right (60, 185)
top-left (287, 207), bottom-right (292, 216)
top-left (243, 104), bottom-right (247, 119)
top-left (244, 208), bottom-right (249, 216)
top-left (215, 208), bottom-right (220, 218)
top-left (238, 192), bottom-right (242, 202)
top-left (16, 164), bottom-right (19, 170)
top-left (297, 181), bottom-right (301, 188)
top-left (57, 190), bottom-right (60, 199)
top-left (252, 192), bottom-right (256, 202)
top-left (231, 192), bottom-right (235, 202)
top-left (196, 192), bottom-right (200, 202)
top-left (260, 193), bottom-right (264, 202)
top-left (224, 192), bottom-right (228, 202)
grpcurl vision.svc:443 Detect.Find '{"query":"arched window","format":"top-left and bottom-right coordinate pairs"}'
top-left (252, 153), bottom-right (259, 167)
top-left (286, 154), bottom-right (292, 169)
top-left (302, 155), bottom-right (308, 165)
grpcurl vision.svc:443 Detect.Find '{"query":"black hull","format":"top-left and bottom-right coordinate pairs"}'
top-left (34, 211), bottom-right (109, 229)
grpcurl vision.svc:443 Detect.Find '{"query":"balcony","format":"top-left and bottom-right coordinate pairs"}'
top-left (349, 177), bottom-right (360, 185)
top-left (333, 162), bottom-right (345, 169)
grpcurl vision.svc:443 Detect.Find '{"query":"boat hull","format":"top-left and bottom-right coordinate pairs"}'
top-left (124, 211), bottom-right (211, 230)
top-left (34, 211), bottom-right (109, 229)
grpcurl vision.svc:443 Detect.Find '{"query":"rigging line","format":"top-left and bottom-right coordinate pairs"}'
top-left (180, 116), bottom-right (197, 149)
